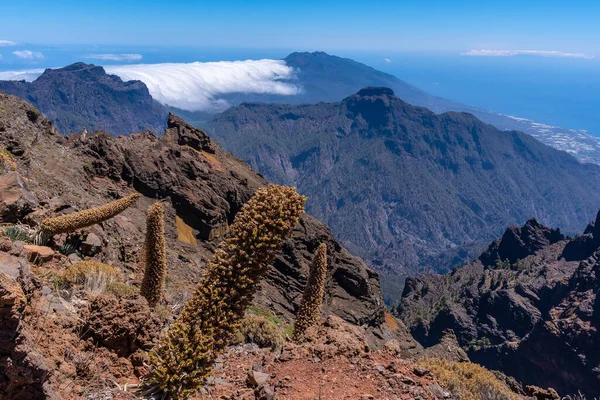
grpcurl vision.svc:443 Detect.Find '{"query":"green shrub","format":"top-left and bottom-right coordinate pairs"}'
top-left (2, 223), bottom-right (34, 243)
top-left (26, 109), bottom-right (40, 122)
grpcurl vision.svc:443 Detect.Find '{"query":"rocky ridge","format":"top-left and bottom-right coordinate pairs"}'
top-left (0, 63), bottom-right (168, 136)
top-left (398, 215), bottom-right (600, 397)
top-left (207, 86), bottom-right (600, 280)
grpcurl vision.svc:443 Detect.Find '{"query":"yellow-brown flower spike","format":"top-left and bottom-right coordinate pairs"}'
top-left (140, 202), bottom-right (167, 308)
top-left (144, 185), bottom-right (306, 399)
top-left (293, 243), bottom-right (328, 341)
top-left (40, 193), bottom-right (141, 235)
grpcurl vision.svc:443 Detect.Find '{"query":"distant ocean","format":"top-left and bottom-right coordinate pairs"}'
top-left (1, 44), bottom-right (598, 135)
top-left (355, 52), bottom-right (600, 136)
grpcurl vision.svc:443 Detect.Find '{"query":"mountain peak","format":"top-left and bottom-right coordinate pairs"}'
top-left (0, 63), bottom-right (167, 136)
top-left (355, 86), bottom-right (395, 98)
top-left (39, 62), bottom-right (107, 80)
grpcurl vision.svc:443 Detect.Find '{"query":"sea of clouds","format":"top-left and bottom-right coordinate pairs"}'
top-left (0, 68), bottom-right (44, 81)
top-left (0, 59), bottom-right (300, 111)
top-left (106, 59), bottom-right (300, 111)
top-left (0, 59), bottom-right (301, 111)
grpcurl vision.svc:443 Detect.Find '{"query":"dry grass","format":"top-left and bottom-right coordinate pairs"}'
top-left (175, 215), bottom-right (196, 246)
top-left (0, 147), bottom-right (17, 172)
top-left (417, 358), bottom-right (519, 400)
top-left (384, 312), bottom-right (400, 332)
top-left (61, 261), bottom-right (120, 295)
top-left (200, 151), bottom-right (223, 171)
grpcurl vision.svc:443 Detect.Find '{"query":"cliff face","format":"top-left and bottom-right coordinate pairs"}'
top-left (207, 87), bottom-right (600, 278)
top-left (398, 217), bottom-right (600, 397)
top-left (0, 63), bottom-right (168, 136)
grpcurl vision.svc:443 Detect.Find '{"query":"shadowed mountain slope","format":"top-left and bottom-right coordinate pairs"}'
top-left (0, 63), bottom-right (168, 135)
top-left (207, 87), bottom-right (600, 278)
top-left (397, 217), bottom-right (600, 397)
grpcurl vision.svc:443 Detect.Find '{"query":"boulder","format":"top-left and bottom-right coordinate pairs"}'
top-left (23, 244), bottom-right (54, 263)
top-left (247, 370), bottom-right (270, 387)
top-left (0, 271), bottom-right (26, 349)
top-left (256, 384), bottom-right (276, 400)
top-left (0, 251), bottom-right (27, 281)
top-left (80, 232), bottom-right (102, 256)
top-left (83, 294), bottom-right (163, 357)
top-left (0, 172), bottom-right (39, 222)
top-left (0, 251), bottom-right (36, 295)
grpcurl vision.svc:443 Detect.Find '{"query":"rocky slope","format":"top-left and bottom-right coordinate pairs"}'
top-left (0, 89), bottom-right (389, 328)
top-left (0, 63), bottom-right (168, 135)
top-left (207, 86), bottom-right (600, 280)
top-left (397, 216), bottom-right (600, 397)
top-left (0, 91), bottom-right (575, 399)
top-left (0, 90), bottom-right (402, 397)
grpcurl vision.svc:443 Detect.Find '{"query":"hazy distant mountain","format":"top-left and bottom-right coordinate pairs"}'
top-left (190, 51), bottom-right (600, 164)
top-left (0, 63), bottom-right (168, 135)
top-left (1, 53), bottom-right (599, 164)
top-left (207, 87), bottom-right (600, 278)
top-left (278, 52), bottom-right (600, 165)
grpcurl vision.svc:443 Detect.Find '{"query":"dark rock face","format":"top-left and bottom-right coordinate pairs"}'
top-left (0, 90), bottom-right (384, 333)
top-left (561, 209), bottom-right (600, 261)
top-left (80, 112), bottom-right (384, 327)
top-left (0, 271), bottom-right (56, 400)
top-left (398, 218), bottom-right (600, 397)
top-left (0, 63), bottom-right (168, 136)
top-left (207, 87), bottom-right (600, 278)
top-left (479, 219), bottom-right (564, 266)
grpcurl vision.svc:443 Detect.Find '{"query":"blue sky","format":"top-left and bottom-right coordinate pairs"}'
top-left (1, 0), bottom-right (599, 53)
top-left (1, 0), bottom-right (599, 135)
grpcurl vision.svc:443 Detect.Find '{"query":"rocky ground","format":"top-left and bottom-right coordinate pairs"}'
top-left (0, 91), bottom-right (573, 399)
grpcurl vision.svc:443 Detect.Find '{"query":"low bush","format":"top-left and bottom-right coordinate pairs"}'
top-left (61, 261), bottom-right (119, 295)
top-left (417, 357), bottom-right (518, 400)
top-left (104, 281), bottom-right (139, 298)
top-left (233, 313), bottom-right (285, 350)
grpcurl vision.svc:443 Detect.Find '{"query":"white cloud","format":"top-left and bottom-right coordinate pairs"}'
top-left (462, 49), bottom-right (594, 59)
top-left (0, 69), bottom-right (44, 81)
top-left (0, 59), bottom-right (301, 110)
top-left (0, 40), bottom-right (16, 47)
top-left (384, 58), bottom-right (392, 63)
top-left (105, 59), bottom-right (300, 111)
top-left (84, 53), bottom-right (143, 61)
top-left (12, 50), bottom-right (44, 60)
